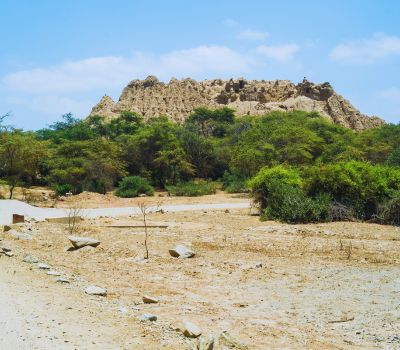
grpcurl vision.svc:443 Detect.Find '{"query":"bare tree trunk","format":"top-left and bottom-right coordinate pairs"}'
top-left (143, 210), bottom-right (149, 259)
top-left (9, 184), bottom-right (15, 199)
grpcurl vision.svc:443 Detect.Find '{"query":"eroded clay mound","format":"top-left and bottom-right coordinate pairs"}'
top-left (89, 76), bottom-right (384, 131)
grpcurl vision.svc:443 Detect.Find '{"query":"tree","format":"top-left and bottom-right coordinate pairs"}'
top-left (46, 139), bottom-right (126, 194)
top-left (0, 131), bottom-right (48, 198)
top-left (154, 146), bottom-right (194, 184)
top-left (186, 107), bottom-right (235, 137)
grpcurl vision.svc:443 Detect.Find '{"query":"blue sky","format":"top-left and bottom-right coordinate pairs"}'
top-left (1, 0), bottom-right (399, 130)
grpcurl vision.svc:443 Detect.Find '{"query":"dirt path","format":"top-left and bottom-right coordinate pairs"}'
top-left (0, 199), bottom-right (250, 225)
top-left (0, 256), bottom-right (127, 350)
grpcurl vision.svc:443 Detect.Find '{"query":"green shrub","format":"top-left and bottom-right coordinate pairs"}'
top-left (166, 180), bottom-right (216, 196)
top-left (115, 176), bottom-right (154, 198)
top-left (388, 147), bottom-right (400, 167)
top-left (304, 161), bottom-right (400, 219)
top-left (261, 182), bottom-right (331, 223)
top-left (53, 183), bottom-right (73, 196)
top-left (221, 171), bottom-right (248, 193)
top-left (248, 165), bottom-right (302, 210)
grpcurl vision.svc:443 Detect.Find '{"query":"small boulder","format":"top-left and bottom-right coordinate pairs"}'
top-left (198, 335), bottom-right (215, 350)
top-left (84, 285), bottom-right (107, 296)
top-left (38, 263), bottom-right (51, 270)
top-left (23, 254), bottom-right (39, 263)
top-left (3, 224), bottom-right (20, 232)
top-left (9, 230), bottom-right (32, 241)
top-left (219, 331), bottom-right (247, 349)
top-left (142, 295), bottom-right (159, 304)
top-left (139, 313), bottom-right (157, 322)
top-left (118, 306), bottom-right (128, 314)
top-left (47, 270), bottom-right (62, 276)
top-left (169, 244), bottom-right (195, 258)
top-left (68, 236), bottom-right (100, 249)
top-left (56, 277), bottom-right (70, 283)
top-left (182, 321), bottom-right (202, 338)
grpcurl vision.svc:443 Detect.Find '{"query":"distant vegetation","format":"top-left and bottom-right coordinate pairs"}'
top-left (1, 109), bottom-right (400, 224)
top-left (115, 176), bottom-right (154, 198)
top-left (166, 180), bottom-right (216, 197)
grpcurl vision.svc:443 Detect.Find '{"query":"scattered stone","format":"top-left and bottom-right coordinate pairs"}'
top-left (56, 277), bottom-right (70, 283)
top-left (47, 270), bottom-right (62, 276)
top-left (67, 245), bottom-right (96, 253)
top-left (139, 313), bottom-right (157, 322)
top-left (142, 295), bottom-right (159, 304)
top-left (84, 285), bottom-right (107, 296)
top-left (1, 246), bottom-right (12, 253)
top-left (198, 335), bottom-right (215, 350)
top-left (23, 254), bottom-right (39, 264)
top-left (255, 262), bottom-right (263, 268)
top-left (8, 230), bottom-right (32, 241)
top-left (68, 235), bottom-right (100, 249)
top-left (38, 263), bottom-right (51, 270)
top-left (169, 244), bottom-right (195, 259)
top-left (118, 307), bottom-right (128, 314)
top-left (3, 224), bottom-right (21, 232)
top-left (219, 331), bottom-right (247, 349)
top-left (4, 251), bottom-right (13, 257)
top-left (182, 321), bottom-right (202, 338)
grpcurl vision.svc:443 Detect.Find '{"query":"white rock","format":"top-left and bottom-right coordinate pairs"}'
top-left (4, 251), bottom-right (13, 257)
top-left (139, 313), bottom-right (157, 322)
top-left (84, 285), bottom-right (107, 296)
top-left (47, 270), bottom-right (62, 276)
top-left (68, 235), bottom-right (100, 249)
top-left (182, 321), bottom-right (202, 338)
top-left (169, 244), bottom-right (195, 258)
top-left (142, 295), bottom-right (159, 304)
top-left (23, 254), bottom-right (39, 263)
top-left (9, 230), bottom-right (32, 241)
top-left (198, 335), bottom-right (215, 350)
top-left (38, 263), bottom-right (51, 270)
top-left (118, 307), bottom-right (128, 314)
top-left (56, 277), bottom-right (70, 283)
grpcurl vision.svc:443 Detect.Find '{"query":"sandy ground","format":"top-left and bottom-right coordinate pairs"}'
top-left (2, 193), bottom-right (400, 349)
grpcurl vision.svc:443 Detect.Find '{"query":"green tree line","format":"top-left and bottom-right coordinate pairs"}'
top-left (1, 109), bottom-right (399, 224)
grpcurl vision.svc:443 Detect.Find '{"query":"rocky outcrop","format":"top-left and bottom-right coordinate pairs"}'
top-left (89, 76), bottom-right (384, 131)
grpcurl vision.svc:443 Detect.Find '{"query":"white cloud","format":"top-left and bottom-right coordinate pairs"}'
top-left (330, 33), bottom-right (400, 64)
top-left (237, 29), bottom-right (269, 41)
top-left (255, 44), bottom-right (300, 62)
top-left (2, 46), bottom-right (253, 94)
top-left (1, 42), bottom-right (303, 120)
top-left (30, 95), bottom-right (93, 115)
top-left (223, 18), bottom-right (238, 27)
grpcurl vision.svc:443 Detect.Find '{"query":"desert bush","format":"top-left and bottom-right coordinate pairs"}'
top-left (261, 182), bottom-right (331, 223)
top-left (221, 171), bottom-right (248, 193)
top-left (328, 201), bottom-right (355, 221)
top-left (115, 176), bottom-right (154, 198)
top-left (304, 161), bottom-right (400, 219)
top-left (376, 193), bottom-right (400, 226)
top-left (166, 180), bottom-right (216, 196)
top-left (248, 165), bottom-right (302, 211)
top-left (53, 183), bottom-right (72, 196)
